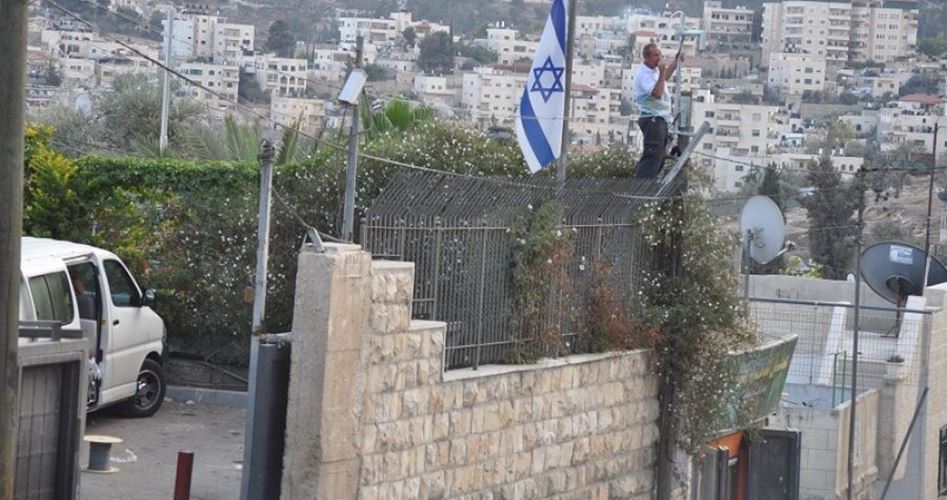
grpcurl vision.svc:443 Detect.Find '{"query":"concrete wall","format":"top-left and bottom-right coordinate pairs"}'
top-left (282, 244), bottom-right (660, 500)
top-left (921, 285), bottom-right (947, 500)
top-left (771, 388), bottom-right (879, 500)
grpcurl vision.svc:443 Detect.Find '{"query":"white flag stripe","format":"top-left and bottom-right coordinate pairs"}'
top-left (515, 0), bottom-right (568, 173)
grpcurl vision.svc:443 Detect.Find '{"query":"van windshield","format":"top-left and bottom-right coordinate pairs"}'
top-left (28, 271), bottom-right (75, 324)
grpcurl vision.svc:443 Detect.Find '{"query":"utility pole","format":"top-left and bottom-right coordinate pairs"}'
top-left (557, 0), bottom-right (577, 184)
top-left (341, 35), bottom-right (363, 242)
top-left (847, 170), bottom-right (866, 500)
top-left (240, 140), bottom-right (275, 500)
top-left (159, 7), bottom-right (173, 155)
top-left (0, 0), bottom-right (28, 497)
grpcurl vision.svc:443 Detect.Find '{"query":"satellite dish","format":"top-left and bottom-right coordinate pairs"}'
top-left (739, 195), bottom-right (785, 264)
top-left (860, 241), bottom-right (947, 304)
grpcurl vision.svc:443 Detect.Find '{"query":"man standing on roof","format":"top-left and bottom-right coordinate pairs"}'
top-left (634, 42), bottom-right (681, 179)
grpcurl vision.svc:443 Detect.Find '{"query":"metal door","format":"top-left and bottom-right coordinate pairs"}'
top-left (747, 429), bottom-right (801, 500)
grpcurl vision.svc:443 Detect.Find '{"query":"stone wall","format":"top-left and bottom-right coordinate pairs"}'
top-left (922, 285), bottom-right (947, 500)
top-left (281, 244), bottom-right (661, 500)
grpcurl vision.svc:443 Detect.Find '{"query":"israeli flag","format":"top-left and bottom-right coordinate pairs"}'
top-left (515, 0), bottom-right (568, 173)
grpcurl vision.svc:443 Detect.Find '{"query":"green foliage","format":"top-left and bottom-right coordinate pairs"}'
top-left (361, 99), bottom-right (435, 140)
top-left (364, 63), bottom-right (393, 81)
top-left (919, 38), bottom-right (947, 58)
top-left (507, 201), bottom-right (574, 362)
top-left (638, 180), bottom-right (759, 452)
top-left (900, 72), bottom-right (943, 96)
top-left (23, 126), bottom-right (82, 240)
top-left (838, 91), bottom-right (860, 105)
top-left (731, 90), bottom-right (758, 104)
top-left (417, 32), bottom-right (454, 74)
top-left (402, 27), bottom-right (417, 48)
top-left (800, 156), bottom-right (858, 280)
top-left (239, 68), bottom-right (271, 104)
top-left (266, 20), bottom-right (297, 57)
top-left (457, 44), bottom-right (499, 65)
top-left (98, 73), bottom-right (205, 154)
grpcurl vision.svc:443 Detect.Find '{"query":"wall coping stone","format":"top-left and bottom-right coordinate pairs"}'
top-left (442, 349), bottom-right (651, 382)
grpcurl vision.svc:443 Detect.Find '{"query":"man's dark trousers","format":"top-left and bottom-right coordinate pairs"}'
top-left (636, 115), bottom-right (668, 178)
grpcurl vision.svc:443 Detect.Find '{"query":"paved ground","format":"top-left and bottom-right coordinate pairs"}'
top-left (79, 398), bottom-right (245, 500)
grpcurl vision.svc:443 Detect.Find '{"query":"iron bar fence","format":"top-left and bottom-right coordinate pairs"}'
top-left (361, 171), bottom-right (670, 370)
top-left (747, 296), bottom-right (932, 402)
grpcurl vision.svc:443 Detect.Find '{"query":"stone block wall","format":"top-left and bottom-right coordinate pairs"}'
top-left (772, 389), bottom-right (878, 500)
top-left (282, 244), bottom-right (661, 500)
top-left (922, 285), bottom-right (947, 500)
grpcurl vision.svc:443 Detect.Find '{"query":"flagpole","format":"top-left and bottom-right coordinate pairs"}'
top-left (558, 0), bottom-right (577, 184)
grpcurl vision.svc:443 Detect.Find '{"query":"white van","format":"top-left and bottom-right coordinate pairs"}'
top-left (19, 237), bottom-right (167, 417)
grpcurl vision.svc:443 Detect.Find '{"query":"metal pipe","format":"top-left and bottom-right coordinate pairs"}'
top-left (159, 7), bottom-right (173, 154)
top-left (847, 185), bottom-right (866, 500)
top-left (341, 36), bottom-right (363, 242)
top-left (923, 123), bottom-right (939, 292)
top-left (878, 387), bottom-right (929, 500)
top-left (240, 140), bottom-right (275, 500)
top-left (746, 296), bottom-right (932, 315)
top-left (173, 451), bottom-right (195, 500)
top-left (558, 0), bottom-right (577, 183)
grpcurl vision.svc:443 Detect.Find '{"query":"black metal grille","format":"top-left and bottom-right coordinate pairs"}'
top-left (362, 171), bottom-right (671, 369)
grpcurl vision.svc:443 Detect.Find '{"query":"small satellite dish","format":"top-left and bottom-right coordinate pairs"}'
top-left (860, 241), bottom-right (947, 304)
top-left (739, 195), bottom-right (786, 264)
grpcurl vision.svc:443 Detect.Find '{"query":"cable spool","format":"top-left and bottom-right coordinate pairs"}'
top-left (82, 435), bottom-right (122, 473)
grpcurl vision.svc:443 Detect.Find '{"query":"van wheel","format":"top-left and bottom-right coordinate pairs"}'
top-left (120, 359), bottom-right (166, 418)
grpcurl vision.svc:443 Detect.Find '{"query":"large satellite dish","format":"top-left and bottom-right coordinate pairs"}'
top-left (860, 241), bottom-right (947, 304)
top-left (739, 195), bottom-right (786, 264)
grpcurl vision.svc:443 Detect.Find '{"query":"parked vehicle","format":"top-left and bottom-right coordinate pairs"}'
top-left (19, 237), bottom-right (167, 417)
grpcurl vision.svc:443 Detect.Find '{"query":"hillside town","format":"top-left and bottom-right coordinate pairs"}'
top-left (6, 0), bottom-right (947, 499)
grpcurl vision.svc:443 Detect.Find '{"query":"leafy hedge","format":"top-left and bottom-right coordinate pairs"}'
top-left (25, 121), bottom-right (649, 362)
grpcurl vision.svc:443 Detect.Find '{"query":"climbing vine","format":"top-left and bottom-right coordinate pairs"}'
top-left (637, 180), bottom-right (760, 452)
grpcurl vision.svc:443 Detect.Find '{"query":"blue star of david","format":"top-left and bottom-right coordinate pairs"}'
top-left (530, 56), bottom-right (565, 103)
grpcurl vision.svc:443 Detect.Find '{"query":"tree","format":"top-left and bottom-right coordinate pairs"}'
top-left (457, 44), bottom-right (499, 64)
top-left (239, 67), bottom-right (270, 104)
top-left (266, 20), bottom-right (296, 58)
top-left (900, 72), bottom-right (942, 96)
top-left (417, 32), bottom-right (454, 74)
top-left (919, 38), bottom-right (947, 58)
top-left (402, 27), bottom-right (417, 48)
top-left (838, 91), bottom-right (859, 105)
top-left (98, 73), bottom-right (205, 154)
top-left (731, 90), bottom-right (757, 104)
top-left (363, 63), bottom-right (392, 81)
top-left (44, 61), bottom-right (62, 87)
top-left (801, 156), bottom-right (858, 280)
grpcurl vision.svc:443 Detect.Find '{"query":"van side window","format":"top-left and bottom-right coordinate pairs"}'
top-left (28, 272), bottom-right (74, 324)
top-left (19, 277), bottom-right (36, 321)
top-left (67, 262), bottom-right (99, 320)
top-left (104, 260), bottom-right (140, 307)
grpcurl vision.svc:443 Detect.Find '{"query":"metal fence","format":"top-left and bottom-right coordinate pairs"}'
top-left (361, 171), bottom-right (671, 370)
top-left (747, 297), bottom-right (932, 404)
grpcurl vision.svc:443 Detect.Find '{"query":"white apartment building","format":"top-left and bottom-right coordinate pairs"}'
top-left (762, 1), bottom-right (852, 68)
top-left (338, 11), bottom-right (448, 51)
top-left (767, 52), bottom-right (828, 94)
top-left (246, 55), bottom-right (308, 97)
top-left (310, 47), bottom-right (352, 83)
top-left (95, 55), bottom-right (154, 86)
top-left (162, 11), bottom-right (254, 64)
top-left (177, 62), bottom-right (239, 109)
top-left (61, 58), bottom-right (96, 86)
top-left (701, 1), bottom-right (755, 48)
top-left (270, 96), bottom-right (325, 136)
top-left (877, 95), bottom-right (945, 159)
top-left (414, 75), bottom-right (458, 109)
top-left (762, 0), bottom-right (918, 68)
top-left (850, 0), bottom-right (918, 63)
top-left (484, 28), bottom-right (539, 66)
top-left (625, 12), bottom-right (702, 59)
top-left (462, 66), bottom-right (524, 126)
